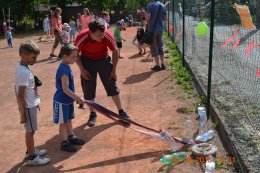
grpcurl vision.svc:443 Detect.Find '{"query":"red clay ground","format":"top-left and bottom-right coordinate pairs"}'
top-left (0, 28), bottom-right (234, 173)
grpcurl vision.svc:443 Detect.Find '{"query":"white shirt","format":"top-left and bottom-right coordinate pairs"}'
top-left (15, 64), bottom-right (40, 108)
top-left (100, 18), bottom-right (108, 30)
top-left (43, 18), bottom-right (50, 29)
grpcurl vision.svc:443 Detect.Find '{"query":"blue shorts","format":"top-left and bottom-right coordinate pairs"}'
top-left (70, 29), bottom-right (76, 36)
top-left (7, 38), bottom-right (12, 45)
top-left (53, 101), bottom-right (75, 124)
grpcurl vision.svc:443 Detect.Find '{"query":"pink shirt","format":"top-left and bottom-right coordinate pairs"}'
top-left (81, 15), bottom-right (92, 30)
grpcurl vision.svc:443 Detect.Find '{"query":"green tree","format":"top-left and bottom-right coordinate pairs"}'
top-left (124, 0), bottom-right (151, 11)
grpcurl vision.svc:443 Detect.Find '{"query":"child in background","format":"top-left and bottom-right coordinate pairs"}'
top-left (132, 27), bottom-right (147, 55)
top-left (121, 19), bottom-right (126, 30)
top-left (114, 21), bottom-right (126, 58)
top-left (69, 17), bottom-right (76, 42)
top-left (15, 41), bottom-right (50, 166)
top-left (61, 23), bottom-right (70, 44)
top-left (100, 11), bottom-right (110, 29)
top-left (53, 44), bottom-right (85, 152)
top-left (5, 27), bottom-right (13, 48)
top-left (43, 15), bottom-right (50, 40)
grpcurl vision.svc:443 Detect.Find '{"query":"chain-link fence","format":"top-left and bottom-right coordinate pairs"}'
top-left (166, 0), bottom-right (260, 172)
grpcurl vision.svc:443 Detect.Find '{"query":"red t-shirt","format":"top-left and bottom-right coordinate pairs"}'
top-left (74, 29), bottom-right (117, 60)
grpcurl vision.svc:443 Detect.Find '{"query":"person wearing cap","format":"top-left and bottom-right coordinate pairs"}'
top-left (74, 19), bottom-right (131, 127)
top-left (61, 23), bottom-right (70, 45)
top-left (114, 21), bottom-right (126, 58)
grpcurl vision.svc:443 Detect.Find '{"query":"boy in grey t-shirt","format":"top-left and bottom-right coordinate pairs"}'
top-left (15, 41), bottom-right (50, 166)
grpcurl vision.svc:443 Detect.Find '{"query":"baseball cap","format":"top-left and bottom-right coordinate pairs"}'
top-left (62, 23), bottom-right (70, 29)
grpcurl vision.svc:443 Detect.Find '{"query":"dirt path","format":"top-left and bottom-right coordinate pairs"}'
top-left (0, 28), bottom-right (232, 173)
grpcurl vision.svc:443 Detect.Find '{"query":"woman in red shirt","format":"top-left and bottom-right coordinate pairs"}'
top-left (81, 8), bottom-right (92, 30)
top-left (50, 7), bottom-right (63, 58)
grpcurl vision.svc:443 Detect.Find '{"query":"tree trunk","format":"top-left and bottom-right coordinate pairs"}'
top-left (256, 0), bottom-right (260, 29)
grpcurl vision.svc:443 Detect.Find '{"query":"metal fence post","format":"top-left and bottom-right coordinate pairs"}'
top-left (172, 0), bottom-right (175, 42)
top-left (168, 5), bottom-right (170, 36)
top-left (206, 0), bottom-right (216, 120)
top-left (182, 0), bottom-right (185, 66)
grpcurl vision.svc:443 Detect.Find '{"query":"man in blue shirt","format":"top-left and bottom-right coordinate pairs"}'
top-left (146, 0), bottom-right (167, 71)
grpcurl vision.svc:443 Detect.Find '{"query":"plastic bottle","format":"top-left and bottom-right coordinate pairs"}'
top-left (198, 107), bottom-right (206, 116)
top-left (160, 152), bottom-right (187, 164)
top-left (185, 119), bottom-right (194, 139)
top-left (160, 130), bottom-right (178, 151)
top-left (196, 130), bottom-right (216, 142)
top-left (205, 155), bottom-right (215, 173)
top-left (199, 110), bottom-right (207, 135)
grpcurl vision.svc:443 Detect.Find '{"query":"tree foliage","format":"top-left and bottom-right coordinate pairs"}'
top-left (124, 0), bottom-right (151, 11)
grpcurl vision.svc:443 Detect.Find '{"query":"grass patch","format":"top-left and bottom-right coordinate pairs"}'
top-left (163, 32), bottom-right (208, 114)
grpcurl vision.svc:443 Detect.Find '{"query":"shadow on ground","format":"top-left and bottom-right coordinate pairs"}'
top-left (6, 122), bottom-right (119, 173)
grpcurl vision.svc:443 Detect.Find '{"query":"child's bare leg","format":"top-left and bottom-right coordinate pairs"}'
top-left (160, 55), bottom-right (165, 65)
top-left (118, 48), bottom-right (121, 57)
top-left (59, 123), bottom-right (68, 141)
top-left (138, 44), bottom-right (142, 54)
top-left (67, 120), bottom-right (73, 136)
top-left (25, 132), bottom-right (35, 156)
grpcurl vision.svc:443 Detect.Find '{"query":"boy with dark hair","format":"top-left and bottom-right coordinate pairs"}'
top-left (74, 20), bottom-right (131, 127)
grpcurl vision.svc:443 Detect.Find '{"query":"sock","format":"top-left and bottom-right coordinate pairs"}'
top-left (90, 112), bottom-right (96, 116)
top-left (28, 154), bottom-right (37, 160)
top-left (68, 134), bottom-right (76, 140)
top-left (119, 109), bottom-right (124, 114)
top-left (61, 140), bottom-right (68, 146)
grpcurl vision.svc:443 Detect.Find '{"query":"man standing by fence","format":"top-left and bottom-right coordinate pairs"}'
top-left (146, 0), bottom-right (167, 71)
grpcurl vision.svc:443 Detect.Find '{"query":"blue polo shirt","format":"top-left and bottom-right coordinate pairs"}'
top-left (147, 0), bottom-right (167, 32)
top-left (53, 63), bottom-right (75, 104)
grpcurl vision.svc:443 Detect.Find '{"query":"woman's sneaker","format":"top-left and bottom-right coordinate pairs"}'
top-left (25, 149), bottom-right (47, 160)
top-left (27, 155), bottom-right (50, 166)
top-left (151, 65), bottom-right (161, 71)
top-left (161, 64), bottom-right (166, 70)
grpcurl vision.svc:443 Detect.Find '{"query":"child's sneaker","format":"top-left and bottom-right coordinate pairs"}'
top-left (61, 141), bottom-right (77, 152)
top-left (27, 155), bottom-right (50, 166)
top-left (25, 149), bottom-right (47, 160)
top-left (87, 112), bottom-right (97, 127)
top-left (78, 104), bottom-right (85, 110)
top-left (68, 135), bottom-right (85, 145)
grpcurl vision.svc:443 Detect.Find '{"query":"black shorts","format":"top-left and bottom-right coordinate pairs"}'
top-left (81, 56), bottom-right (120, 100)
top-left (116, 42), bottom-right (122, 49)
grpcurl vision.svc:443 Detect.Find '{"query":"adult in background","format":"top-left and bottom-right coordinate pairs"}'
top-left (81, 8), bottom-right (92, 30)
top-left (74, 20), bottom-right (131, 127)
top-left (146, 0), bottom-right (167, 71)
top-left (50, 7), bottom-right (63, 58)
